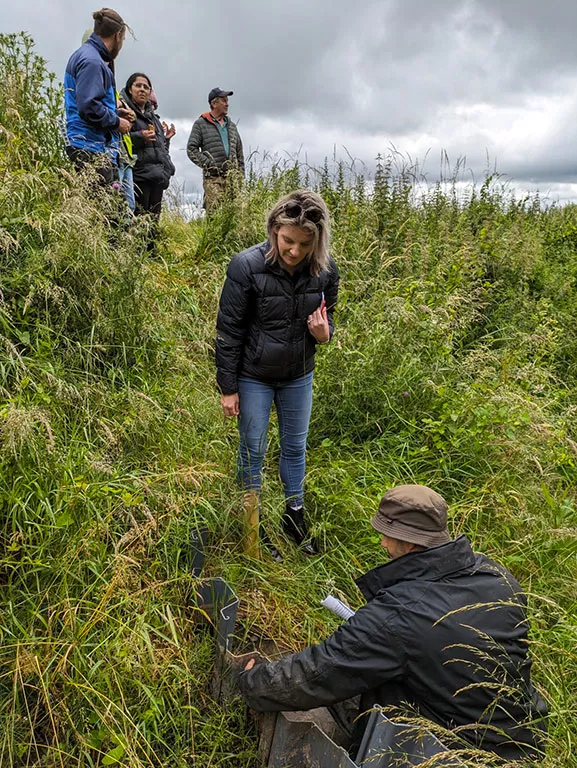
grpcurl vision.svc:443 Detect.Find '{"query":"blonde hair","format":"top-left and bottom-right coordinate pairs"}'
top-left (266, 190), bottom-right (331, 276)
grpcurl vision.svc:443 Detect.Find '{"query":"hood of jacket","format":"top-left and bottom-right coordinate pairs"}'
top-left (201, 111), bottom-right (228, 126)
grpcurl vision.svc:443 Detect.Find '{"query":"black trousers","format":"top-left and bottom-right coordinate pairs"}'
top-left (134, 180), bottom-right (164, 219)
top-left (134, 180), bottom-right (164, 252)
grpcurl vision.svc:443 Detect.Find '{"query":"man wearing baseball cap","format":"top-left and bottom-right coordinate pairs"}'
top-left (239, 485), bottom-right (547, 761)
top-left (186, 87), bottom-right (245, 211)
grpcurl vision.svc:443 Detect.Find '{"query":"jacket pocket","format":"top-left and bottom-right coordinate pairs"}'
top-left (253, 331), bottom-right (265, 364)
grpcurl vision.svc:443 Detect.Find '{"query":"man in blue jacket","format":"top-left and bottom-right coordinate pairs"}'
top-left (64, 8), bottom-right (132, 185)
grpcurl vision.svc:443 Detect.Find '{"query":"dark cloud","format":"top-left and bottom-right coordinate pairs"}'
top-left (4, 0), bottom-right (577, 200)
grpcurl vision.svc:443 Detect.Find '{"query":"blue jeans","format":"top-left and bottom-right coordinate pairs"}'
top-left (118, 163), bottom-right (136, 212)
top-left (237, 372), bottom-right (313, 506)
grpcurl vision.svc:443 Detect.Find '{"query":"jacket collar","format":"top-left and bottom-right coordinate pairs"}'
top-left (355, 535), bottom-right (476, 600)
top-left (86, 33), bottom-right (113, 64)
top-left (201, 111), bottom-right (228, 126)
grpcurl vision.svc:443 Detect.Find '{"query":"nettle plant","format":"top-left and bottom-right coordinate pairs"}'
top-left (0, 32), bottom-right (64, 172)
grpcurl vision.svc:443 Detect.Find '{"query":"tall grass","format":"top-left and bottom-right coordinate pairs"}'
top-left (1, 33), bottom-right (576, 767)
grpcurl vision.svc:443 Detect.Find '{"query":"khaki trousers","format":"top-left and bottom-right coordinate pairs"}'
top-left (203, 176), bottom-right (227, 212)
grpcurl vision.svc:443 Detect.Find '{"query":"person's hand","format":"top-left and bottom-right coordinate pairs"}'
top-left (226, 650), bottom-right (263, 682)
top-left (118, 117), bottom-right (132, 134)
top-left (118, 107), bottom-right (136, 122)
top-left (306, 303), bottom-right (330, 343)
top-left (141, 127), bottom-right (156, 143)
top-left (165, 122), bottom-right (176, 140)
top-left (221, 392), bottom-right (239, 417)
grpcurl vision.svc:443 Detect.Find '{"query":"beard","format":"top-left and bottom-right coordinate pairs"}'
top-left (110, 37), bottom-right (123, 60)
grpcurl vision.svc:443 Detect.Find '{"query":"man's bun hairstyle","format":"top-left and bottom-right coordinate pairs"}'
top-left (93, 8), bottom-right (126, 37)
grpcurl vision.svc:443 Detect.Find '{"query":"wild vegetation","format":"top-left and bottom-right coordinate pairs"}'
top-left (0, 33), bottom-right (576, 767)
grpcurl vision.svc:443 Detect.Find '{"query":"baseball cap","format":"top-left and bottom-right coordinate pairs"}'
top-left (370, 485), bottom-right (451, 548)
top-left (208, 87), bottom-right (233, 103)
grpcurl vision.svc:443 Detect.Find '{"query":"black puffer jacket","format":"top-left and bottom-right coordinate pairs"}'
top-left (187, 112), bottom-right (245, 178)
top-left (216, 242), bottom-right (339, 394)
top-left (121, 89), bottom-right (175, 189)
top-left (239, 536), bottom-right (547, 760)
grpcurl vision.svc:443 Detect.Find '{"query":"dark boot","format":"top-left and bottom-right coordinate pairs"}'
top-left (282, 503), bottom-right (319, 556)
top-left (259, 525), bottom-right (283, 563)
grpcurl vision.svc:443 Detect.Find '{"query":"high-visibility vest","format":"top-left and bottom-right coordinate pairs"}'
top-left (116, 90), bottom-right (134, 156)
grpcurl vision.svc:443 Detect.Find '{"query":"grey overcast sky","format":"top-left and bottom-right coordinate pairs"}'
top-left (5, 0), bottom-right (577, 201)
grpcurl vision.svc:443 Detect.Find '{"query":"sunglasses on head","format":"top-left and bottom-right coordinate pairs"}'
top-left (284, 201), bottom-right (323, 224)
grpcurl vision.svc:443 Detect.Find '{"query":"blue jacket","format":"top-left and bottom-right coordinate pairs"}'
top-left (64, 33), bottom-right (119, 157)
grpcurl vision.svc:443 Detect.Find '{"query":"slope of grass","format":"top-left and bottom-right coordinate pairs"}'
top-left (1, 33), bottom-right (576, 767)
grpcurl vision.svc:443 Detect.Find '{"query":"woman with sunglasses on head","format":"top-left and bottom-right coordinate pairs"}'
top-left (216, 190), bottom-right (339, 561)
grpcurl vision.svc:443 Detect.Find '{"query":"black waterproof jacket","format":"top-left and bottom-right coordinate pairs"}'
top-left (120, 89), bottom-right (175, 189)
top-left (216, 241), bottom-right (339, 394)
top-left (239, 536), bottom-right (547, 760)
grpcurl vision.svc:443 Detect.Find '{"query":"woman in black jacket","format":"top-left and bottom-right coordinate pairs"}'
top-left (216, 190), bottom-right (339, 560)
top-left (121, 73), bottom-right (175, 225)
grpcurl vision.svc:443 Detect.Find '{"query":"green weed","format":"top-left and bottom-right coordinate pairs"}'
top-left (0, 32), bottom-right (575, 767)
